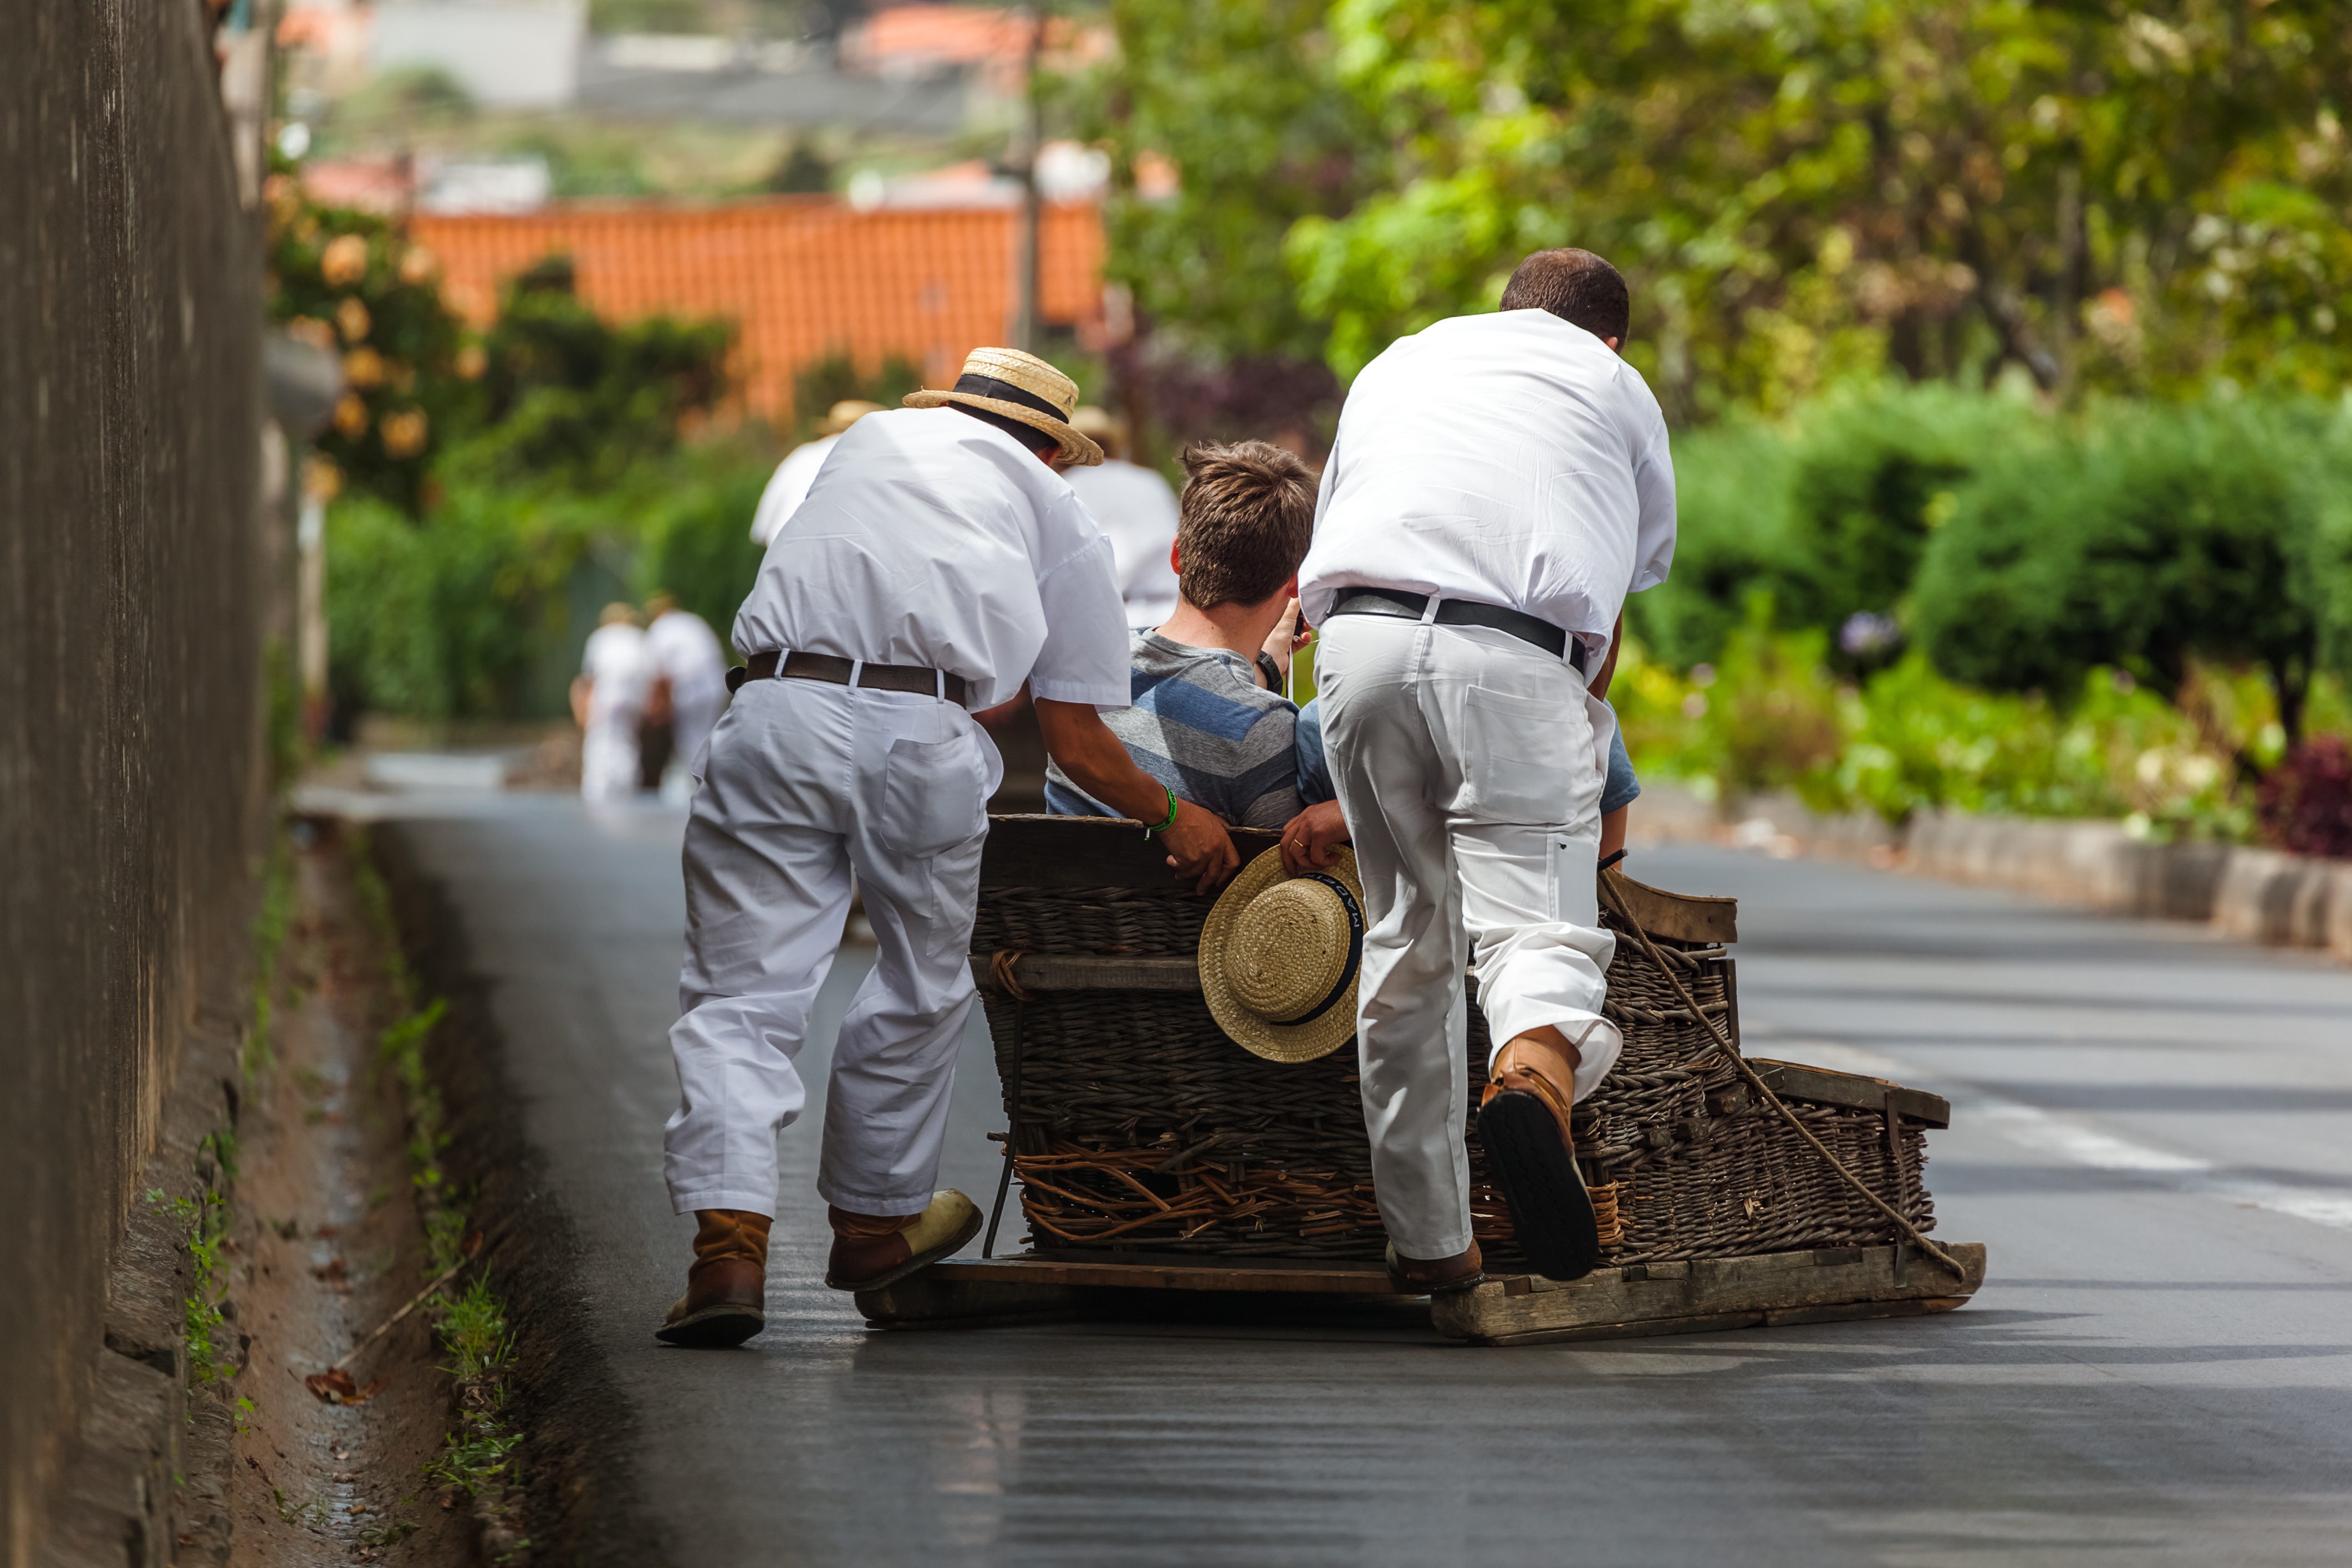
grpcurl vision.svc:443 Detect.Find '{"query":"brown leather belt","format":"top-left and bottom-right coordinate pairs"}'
top-left (727, 650), bottom-right (969, 705)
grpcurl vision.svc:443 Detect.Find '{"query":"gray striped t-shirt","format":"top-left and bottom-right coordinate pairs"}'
top-left (1043, 631), bottom-right (1303, 830)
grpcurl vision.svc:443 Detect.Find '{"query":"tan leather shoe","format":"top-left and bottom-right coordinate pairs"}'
top-left (823, 1189), bottom-right (983, 1291)
top-left (1384, 1240), bottom-right (1484, 1295)
top-left (1477, 1031), bottom-right (1603, 1282)
top-left (655, 1208), bottom-right (771, 1347)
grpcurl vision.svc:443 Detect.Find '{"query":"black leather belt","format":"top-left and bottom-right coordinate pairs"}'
top-left (727, 650), bottom-right (969, 704)
top-left (1328, 589), bottom-right (1586, 674)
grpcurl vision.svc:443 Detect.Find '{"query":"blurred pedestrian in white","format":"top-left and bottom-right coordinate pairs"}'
top-left (573, 602), bottom-right (650, 801)
top-left (641, 590), bottom-right (729, 785)
top-left (1066, 406), bottom-right (1182, 627)
top-left (748, 399), bottom-right (883, 547)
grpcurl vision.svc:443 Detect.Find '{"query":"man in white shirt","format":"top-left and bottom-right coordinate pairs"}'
top-left (571, 604), bottom-right (651, 801)
top-left (1064, 406), bottom-right (1182, 626)
top-left (746, 399), bottom-right (882, 547)
top-left (657, 349), bottom-right (1239, 1348)
top-left (640, 592), bottom-right (729, 782)
top-left (1295, 249), bottom-right (1676, 1290)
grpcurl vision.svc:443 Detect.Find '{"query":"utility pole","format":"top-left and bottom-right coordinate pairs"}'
top-left (1011, 3), bottom-right (1047, 351)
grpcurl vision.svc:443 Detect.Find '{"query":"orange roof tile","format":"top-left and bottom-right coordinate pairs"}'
top-left (411, 197), bottom-right (1105, 421)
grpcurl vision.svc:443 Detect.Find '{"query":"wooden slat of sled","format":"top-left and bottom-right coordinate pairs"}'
top-left (1747, 1059), bottom-right (1953, 1128)
top-left (1462, 1296), bottom-right (1971, 1347)
top-left (1609, 870), bottom-right (1738, 945)
top-left (855, 1242), bottom-right (1986, 1344)
top-left (980, 814), bottom-right (1284, 890)
top-left (982, 818), bottom-right (1739, 944)
top-left (1430, 1241), bottom-right (1985, 1344)
top-left (971, 953), bottom-right (1203, 992)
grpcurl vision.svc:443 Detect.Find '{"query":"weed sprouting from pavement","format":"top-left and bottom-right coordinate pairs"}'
top-left (438, 1276), bottom-right (512, 1381)
top-left (346, 829), bottom-right (530, 1542)
top-left (149, 1185), bottom-right (234, 1388)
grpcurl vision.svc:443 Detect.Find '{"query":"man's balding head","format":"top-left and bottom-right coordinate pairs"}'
top-left (1500, 248), bottom-right (1630, 344)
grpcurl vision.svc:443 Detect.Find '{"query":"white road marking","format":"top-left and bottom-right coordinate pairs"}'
top-left (1759, 1035), bottom-right (2352, 1233)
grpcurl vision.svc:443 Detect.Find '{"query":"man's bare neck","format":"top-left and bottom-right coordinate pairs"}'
top-left (1155, 596), bottom-right (1285, 671)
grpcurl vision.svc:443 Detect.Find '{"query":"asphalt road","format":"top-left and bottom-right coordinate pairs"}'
top-left (379, 794), bottom-right (2352, 1567)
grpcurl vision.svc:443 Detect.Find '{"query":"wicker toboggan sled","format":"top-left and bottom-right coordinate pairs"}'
top-left (855, 817), bottom-right (1987, 1346)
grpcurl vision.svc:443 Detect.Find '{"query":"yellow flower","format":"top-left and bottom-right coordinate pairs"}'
top-left (342, 346), bottom-right (386, 388)
top-left (320, 232), bottom-right (369, 287)
top-left (381, 408), bottom-right (430, 458)
top-left (287, 316), bottom-right (335, 353)
top-left (399, 244), bottom-right (439, 284)
top-left (455, 343), bottom-right (487, 380)
top-left (333, 391), bottom-right (369, 438)
top-left (304, 456), bottom-right (344, 502)
top-left (335, 295), bottom-right (371, 344)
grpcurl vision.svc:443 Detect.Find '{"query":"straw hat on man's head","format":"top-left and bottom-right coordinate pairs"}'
top-left (1070, 405), bottom-right (1126, 461)
top-left (1199, 845), bottom-right (1366, 1063)
top-left (905, 348), bottom-right (1104, 467)
top-left (819, 399), bottom-right (883, 436)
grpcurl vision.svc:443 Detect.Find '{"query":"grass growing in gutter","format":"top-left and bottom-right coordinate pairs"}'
top-left (348, 828), bottom-right (530, 1558)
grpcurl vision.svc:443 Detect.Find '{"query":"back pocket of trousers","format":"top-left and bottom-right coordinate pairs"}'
top-left (876, 734), bottom-right (986, 859)
top-left (1458, 684), bottom-right (1579, 823)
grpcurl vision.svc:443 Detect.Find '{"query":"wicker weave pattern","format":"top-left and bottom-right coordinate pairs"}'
top-left (979, 887), bottom-right (1935, 1264)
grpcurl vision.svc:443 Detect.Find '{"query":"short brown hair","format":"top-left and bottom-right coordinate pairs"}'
top-left (1500, 248), bottom-right (1630, 342)
top-left (1175, 440), bottom-right (1317, 609)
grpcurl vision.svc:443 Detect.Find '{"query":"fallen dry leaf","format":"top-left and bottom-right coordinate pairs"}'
top-left (305, 1368), bottom-right (358, 1402)
top-left (302, 1369), bottom-right (389, 1404)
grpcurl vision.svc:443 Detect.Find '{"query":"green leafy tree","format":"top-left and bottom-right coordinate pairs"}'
top-left (1074, 0), bottom-right (1379, 366)
top-left (1282, 1), bottom-right (2352, 412)
top-left (461, 256), bottom-right (735, 491)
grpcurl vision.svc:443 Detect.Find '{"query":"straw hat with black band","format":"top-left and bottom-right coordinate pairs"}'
top-left (819, 399), bottom-right (883, 436)
top-left (905, 348), bottom-right (1104, 467)
top-left (1199, 845), bottom-right (1366, 1064)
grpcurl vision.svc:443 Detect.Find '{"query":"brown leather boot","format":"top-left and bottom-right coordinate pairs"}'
top-left (654, 1208), bottom-right (771, 1347)
top-left (1384, 1240), bottom-right (1484, 1295)
top-left (1478, 1029), bottom-right (1603, 1282)
top-left (823, 1189), bottom-right (982, 1292)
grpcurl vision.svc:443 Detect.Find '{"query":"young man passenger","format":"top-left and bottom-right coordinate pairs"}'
top-left (1045, 440), bottom-right (1319, 829)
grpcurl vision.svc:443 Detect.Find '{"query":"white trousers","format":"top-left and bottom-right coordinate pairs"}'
top-left (662, 673), bottom-right (999, 1218)
top-left (1316, 613), bottom-right (1624, 1259)
top-left (581, 709), bottom-right (641, 800)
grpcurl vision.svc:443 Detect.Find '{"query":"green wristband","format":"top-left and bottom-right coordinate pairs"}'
top-left (1142, 787), bottom-right (1179, 838)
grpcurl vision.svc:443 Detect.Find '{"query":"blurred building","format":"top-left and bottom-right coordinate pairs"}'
top-left (413, 196), bottom-right (1106, 420)
top-left (370, 0), bottom-right (587, 109)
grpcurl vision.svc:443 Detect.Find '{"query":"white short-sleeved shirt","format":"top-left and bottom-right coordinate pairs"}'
top-left (581, 622), bottom-right (650, 724)
top-left (747, 433), bottom-right (840, 546)
top-left (1064, 458), bottom-right (1182, 626)
top-left (732, 407), bottom-right (1131, 713)
top-left (1298, 310), bottom-right (1677, 667)
top-left (645, 609), bottom-right (728, 706)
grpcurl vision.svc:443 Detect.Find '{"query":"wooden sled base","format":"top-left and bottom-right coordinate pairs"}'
top-left (856, 1240), bottom-right (1987, 1347)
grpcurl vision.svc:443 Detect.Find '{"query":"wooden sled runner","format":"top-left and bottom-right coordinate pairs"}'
top-left (858, 817), bottom-right (1987, 1346)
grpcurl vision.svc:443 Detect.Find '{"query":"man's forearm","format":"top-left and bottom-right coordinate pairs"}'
top-left (1033, 698), bottom-right (1173, 821)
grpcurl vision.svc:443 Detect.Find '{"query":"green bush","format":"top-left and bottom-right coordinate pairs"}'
top-left (1914, 399), bottom-right (2352, 747)
top-left (632, 450), bottom-right (775, 659)
top-left (1631, 384), bottom-right (2037, 668)
top-left (328, 441), bottom-right (777, 721)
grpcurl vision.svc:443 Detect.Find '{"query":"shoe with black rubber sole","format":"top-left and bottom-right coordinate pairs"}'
top-left (653, 1301), bottom-right (765, 1349)
top-left (1478, 1089), bottom-right (1602, 1281)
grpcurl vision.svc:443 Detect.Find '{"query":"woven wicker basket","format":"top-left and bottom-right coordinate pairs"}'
top-left (973, 818), bottom-right (1941, 1267)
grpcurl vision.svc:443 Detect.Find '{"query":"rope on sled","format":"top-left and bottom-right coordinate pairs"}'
top-left (1597, 867), bottom-right (1966, 1280)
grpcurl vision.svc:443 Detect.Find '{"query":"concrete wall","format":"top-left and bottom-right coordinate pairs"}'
top-left (0, 3), bottom-right (265, 1560)
top-left (1641, 786), bottom-right (2351, 964)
